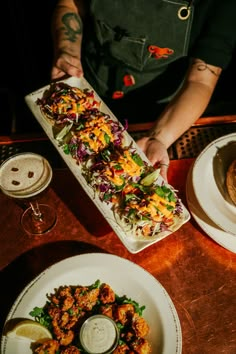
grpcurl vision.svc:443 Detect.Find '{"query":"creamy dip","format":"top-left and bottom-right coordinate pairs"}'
top-left (80, 315), bottom-right (118, 354)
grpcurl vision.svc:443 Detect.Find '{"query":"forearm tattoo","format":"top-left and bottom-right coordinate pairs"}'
top-left (61, 13), bottom-right (83, 42)
top-left (193, 60), bottom-right (220, 77)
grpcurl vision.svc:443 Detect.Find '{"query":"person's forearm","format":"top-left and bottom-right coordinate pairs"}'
top-left (150, 60), bottom-right (222, 148)
top-left (52, 0), bottom-right (83, 57)
top-left (150, 81), bottom-right (214, 147)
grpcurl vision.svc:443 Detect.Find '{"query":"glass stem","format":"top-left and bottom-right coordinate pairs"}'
top-left (29, 201), bottom-right (43, 221)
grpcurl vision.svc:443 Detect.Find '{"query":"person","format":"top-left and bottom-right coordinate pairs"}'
top-left (50, 0), bottom-right (236, 180)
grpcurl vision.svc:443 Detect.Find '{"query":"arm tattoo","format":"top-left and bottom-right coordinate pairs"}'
top-left (194, 61), bottom-right (220, 77)
top-left (61, 13), bottom-right (83, 42)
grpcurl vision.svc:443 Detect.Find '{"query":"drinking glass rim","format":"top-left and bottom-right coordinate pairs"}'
top-left (0, 152), bottom-right (52, 195)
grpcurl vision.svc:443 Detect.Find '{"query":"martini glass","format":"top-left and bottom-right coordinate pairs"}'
top-left (0, 152), bottom-right (57, 235)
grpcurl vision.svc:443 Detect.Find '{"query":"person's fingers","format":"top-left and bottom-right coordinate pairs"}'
top-left (137, 137), bottom-right (170, 182)
top-left (159, 163), bottom-right (169, 168)
top-left (51, 66), bottom-right (66, 80)
top-left (51, 55), bottom-right (84, 80)
top-left (158, 163), bottom-right (169, 182)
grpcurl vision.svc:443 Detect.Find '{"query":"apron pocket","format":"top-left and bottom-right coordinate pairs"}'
top-left (94, 19), bottom-right (147, 71)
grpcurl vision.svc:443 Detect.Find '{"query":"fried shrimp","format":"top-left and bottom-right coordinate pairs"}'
top-left (112, 343), bottom-right (130, 353)
top-left (54, 327), bottom-right (74, 346)
top-left (31, 280), bottom-right (152, 353)
top-left (34, 339), bottom-right (59, 354)
top-left (99, 283), bottom-right (116, 303)
top-left (132, 313), bottom-right (150, 337)
top-left (61, 346), bottom-right (81, 354)
top-left (51, 286), bottom-right (74, 311)
top-left (130, 337), bottom-right (152, 354)
top-left (74, 286), bottom-right (100, 311)
top-left (99, 303), bottom-right (115, 318)
top-left (115, 303), bottom-right (135, 325)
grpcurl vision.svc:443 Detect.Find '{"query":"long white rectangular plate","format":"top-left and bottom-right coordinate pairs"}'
top-left (25, 76), bottom-right (190, 253)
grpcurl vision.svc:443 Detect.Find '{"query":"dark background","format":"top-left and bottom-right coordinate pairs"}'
top-left (1, 1), bottom-right (57, 135)
top-left (1, 1), bottom-right (236, 135)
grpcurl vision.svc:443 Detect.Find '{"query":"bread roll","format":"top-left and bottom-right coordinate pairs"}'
top-left (226, 160), bottom-right (236, 205)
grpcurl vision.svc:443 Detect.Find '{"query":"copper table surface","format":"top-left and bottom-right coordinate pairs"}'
top-left (0, 158), bottom-right (236, 354)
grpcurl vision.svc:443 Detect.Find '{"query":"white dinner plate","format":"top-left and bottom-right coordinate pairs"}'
top-left (192, 133), bottom-right (236, 236)
top-left (186, 164), bottom-right (236, 253)
top-left (24, 76), bottom-right (190, 253)
top-left (1, 253), bottom-right (182, 354)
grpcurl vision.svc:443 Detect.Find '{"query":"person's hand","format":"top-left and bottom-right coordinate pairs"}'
top-left (51, 52), bottom-right (84, 80)
top-left (136, 136), bottom-right (170, 181)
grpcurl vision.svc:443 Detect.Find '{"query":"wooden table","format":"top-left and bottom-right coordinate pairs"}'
top-left (0, 158), bottom-right (236, 354)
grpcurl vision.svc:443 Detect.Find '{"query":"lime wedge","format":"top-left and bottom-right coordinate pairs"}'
top-left (140, 169), bottom-right (160, 186)
top-left (55, 122), bottom-right (73, 142)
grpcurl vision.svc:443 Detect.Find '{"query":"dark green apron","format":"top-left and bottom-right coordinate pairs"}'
top-left (82, 0), bottom-right (194, 121)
